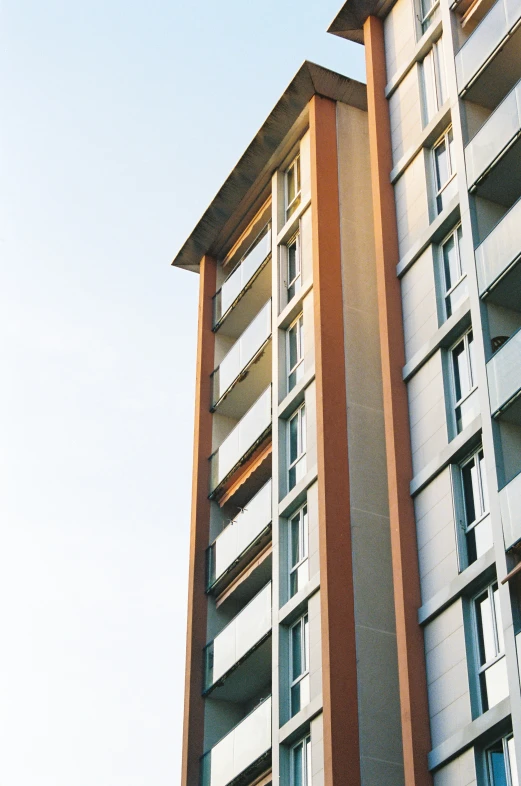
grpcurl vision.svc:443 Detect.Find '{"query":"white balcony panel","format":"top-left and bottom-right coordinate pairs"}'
top-left (217, 301), bottom-right (271, 401)
top-left (501, 471), bottom-right (521, 548)
top-left (487, 328), bottom-right (521, 414)
top-left (212, 480), bottom-right (272, 584)
top-left (219, 228), bottom-right (271, 319)
top-left (476, 196), bottom-right (521, 293)
top-left (212, 582), bottom-right (272, 684)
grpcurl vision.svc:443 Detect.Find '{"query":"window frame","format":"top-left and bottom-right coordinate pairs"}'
top-left (289, 613), bottom-right (310, 717)
top-left (422, 38), bottom-right (447, 123)
top-left (472, 581), bottom-right (507, 713)
top-left (288, 403), bottom-right (307, 492)
top-left (419, 0), bottom-right (441, 32)
top-left (285, 155), bottom-right (302, 222)
top-left (433, 126), bottom-right (456, 214)
top-left (290, 734), bottom-right (312, 786)
top-left (289, 503), bottom-right (309, 598)
top-left (441, 223), bottom-right (467, 319)
top-left (286, 230), bottom-right (302, 304)
top-left (449, 328), bottom-right (477, 434)
top-left (287, 313), bottom-right (305, 393)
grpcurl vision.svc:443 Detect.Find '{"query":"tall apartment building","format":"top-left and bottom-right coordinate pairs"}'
top-left (173, 0), bottom-right (521, 783)
top-left (327, 0), bottom-right (521, 784)
top-left (172, 63), bottom-right (405, 786)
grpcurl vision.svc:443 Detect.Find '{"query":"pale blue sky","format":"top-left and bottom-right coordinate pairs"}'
top-left (0, 2), bottom-right (364, 783)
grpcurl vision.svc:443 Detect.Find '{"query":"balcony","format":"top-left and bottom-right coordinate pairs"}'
top-left (213, 301), bottom-right (272, 410)
top-left (456, 0), bottom-right (521, 95)
top-left (210, 386), bottom-right (272, 494)
top-left (466, 79), bottom-right (521, 188)
top-left (200, 697), bottom-right (271, 786)
top-left (207, 480), bottom-right (272, 592)
top-left (214, 226), bottom-right (271, 327)
top-left (487, 327), bottom-right (521, 418)
top-left (476, 196), bottom-right (521, 305)
top-left (204, 581), bottom-right (272, 692)
top-left (501, 470), bottom-right (521, 547)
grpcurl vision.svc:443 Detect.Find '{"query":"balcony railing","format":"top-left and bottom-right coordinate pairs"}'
top-left (213, 301), bottom-right (271, 405)
top-left (204, 582), bottom-right (272, 690)
top-left (200, 697), bottom-right (271, 786)
top-left (476, 195), bottom-right (521, 294)
top-left (501, 471), bottom-right (521, 548)
top-left (487, 327), bottom-right (521, 415)
top-left (210, 386), bottom-right (272, 492)
top-left (207, 480), bottom-right (272, 590)
top-left (214, 225), bottom-right (271, 326)
top-left (456, 0), bottom-right (521, 91)
top-left (466, 79), bottom-right (521, 187)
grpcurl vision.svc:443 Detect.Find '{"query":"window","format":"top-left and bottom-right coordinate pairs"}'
top-left (289, 504), bottom-right (309, 598)
top-left (291, 735), bottom-right (312, 786)
top-left (460, 447), bottom-right (492, 565)
top-left (290, 614), bottom-right (310, 716)
top-left (474, 582), bottom-right (509, 712)
top-left (287, 314), bottom-right (304, 392)
top-left (419, 0), bottom-right (440, 32)
top-left (285, 155), bottom-right (301, 221)
top-left (433, 127), bottom-right (457, 213)
top-left (451, 330), bottom-right (478, 433)
top-left (422, 38), bottom-right (447, 123)
top-left (486, 734), bottom-right (519, 786)
top-left (442, 225), bottom-right (468, 318)
top-left (286, 232), bottom-right (301, 302)
top-left (288, 404), bottom-right (306, 491)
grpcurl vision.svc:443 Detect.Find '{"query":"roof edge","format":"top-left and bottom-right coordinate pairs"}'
top-left (171, 61), bottom-right (366, 272)
top-left (327, 0), bottom-right (395, 43)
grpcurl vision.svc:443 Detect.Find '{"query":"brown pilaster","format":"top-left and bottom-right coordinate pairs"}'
top-left (363, 16), bottom-right (432, 785)
top-left (181, 254), bottom-right (216, 786)
top-left (309, 94), bottom-right (361, 786)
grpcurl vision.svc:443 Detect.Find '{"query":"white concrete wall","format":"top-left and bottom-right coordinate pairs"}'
top-left (384, 0), bottom-right (417, 80)
top-left (401, 245), bottom-right (439, 362)
top-left (424, 599), bottom-right (472, 748)
top-left (308, 591), bottom-right (322, 703)
top-left (407, 352), bottom-right (447, 476)
top-left (394, 152), bottom-right (430, 258)
top-left (433, 748), bottom-right (477, 786)
top-left (311, 713), bottom-right (324, 786)
top-left (389, 66), bottom-right (423, 165)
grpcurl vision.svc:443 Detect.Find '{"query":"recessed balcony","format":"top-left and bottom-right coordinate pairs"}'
top-left (214, 226), bottom-right (272, 329)
top-left (200, 697), bottom-right (272, 786)
top-left (212, 301), bottom-right (272, 416)
top-left (475, 195), bottom-right (521, 306)
top-left (501, 470), bottom-right (521, 547)
top-left (204, 581), bottom-right (272, 694)
top-left (210, 386), bottom-right (272, 495)
top-left (487, 327), bottom-right (521, 419)
top-left (456, 0), bottom-right (521, 97)
top-left (466, 79), bottom-right (521, 189)
top-left (207, 480), bottom-right (272, 593)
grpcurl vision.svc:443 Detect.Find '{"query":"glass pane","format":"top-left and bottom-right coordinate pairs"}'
top-left (477, 591), bottom-right (496, 664)
top-left (290, 415), bottom-right (299, 465)
top-left (303, 615), bottom-right (309, 670)
top-left (435, 140), bottom-right (449, 190)
top-left (494, 586), bottom-right (505, 653)
top-left (289, 465), bottom-right (296, 490)
top-left (290, 570), bottom-right (298, 597)
top-left (484, 656), bottom-right (509, 709)
top-left (302, 506), bottom-right (308, 557)
top-left (288, 241), bottom-right (297, 285)
top-left (287, 164), bottom-right (296, 206)
top-left (443, 233), bottom-right (457, 291)
top-left (423, 51), bottom-right (437, 122)
top-left (292, 741), bottom-right (303, 786)
top-left (462, 457), bottom-right (477, 525)
top-left (300, 406), bottom-right (306, 452)
top-left (291, 514), bottom-right (301, 568)
top-left (305, 737), bottom-right (312, 786)
top-left (479, 450), bottom-right (489, 513)
top-left (292, 622), bottom-right (302, 679)
top-left (289, 324), bottom-right (298, 370)
top-left (452, 341), bottom-right (467, 401)
top-left (489, 741), bottom-right (508, 786)
top-left (508, 736), bottom-right (519, 786)
top-left (291, 682), bottom-right (301, 716)
top-left (435, 38), bottom-right (447, 106)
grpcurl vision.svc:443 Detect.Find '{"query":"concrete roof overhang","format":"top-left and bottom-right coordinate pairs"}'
top-left (171, 61), bottom-right (366, 272)
top-left (327, 0), bottom-right (395, 44)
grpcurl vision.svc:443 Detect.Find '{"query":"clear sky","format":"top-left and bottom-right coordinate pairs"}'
top-left (1, 2), bottom-right (364, 783)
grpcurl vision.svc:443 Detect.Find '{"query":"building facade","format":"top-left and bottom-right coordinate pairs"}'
top-left (173, 0), bottom-right (521, 782)
top-left (329, 0), bottom-right (521, 784)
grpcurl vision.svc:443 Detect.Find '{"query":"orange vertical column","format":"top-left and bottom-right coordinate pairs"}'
top-left (363, 16), bottom-right (432, 786)
top-left (181, 254), bottom-right (217, 786)
top-left (309, 95), bottom-right (361, 786)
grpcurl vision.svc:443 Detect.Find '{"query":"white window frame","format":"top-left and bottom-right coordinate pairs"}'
top-left (419, 0), bottom-right (440, 33)
top-left (285, 155), bottom-right (301, 222)
top-left (287, 313), bottom-right (305, 393)
top-left (473, 582), bottom-right (507, 713)
top-left (288, 404), bottom-right (306, 491)
top-left (458, 446), bottom-right (491, 567)
top-left (290, 613), bottom-right (309, 717)
top-left (422, 38), bottom-right (447, 123)
top-left (286, 231), bottom-right (302, 304)
top-left (485, 733), bottom-right (518, 786)
top-left (441, 224), bottom-right (467, 319)
top-left (433, 126), bottom-right (456, 214)
top-left (290, 734), bottom-right (312, 786)
top-left (289, 503), bottom-right (309, 598)
top-left (450, 329), bottom-right (477, 434)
